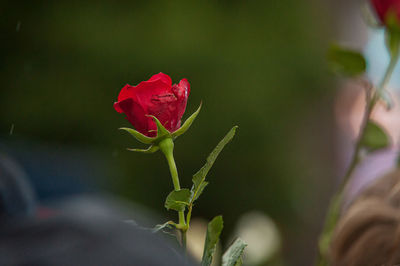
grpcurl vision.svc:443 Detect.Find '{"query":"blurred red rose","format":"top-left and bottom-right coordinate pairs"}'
top-left (114, 73), bottom-right (190, 137)
top-left (371, 0), bottom-right (400, 24)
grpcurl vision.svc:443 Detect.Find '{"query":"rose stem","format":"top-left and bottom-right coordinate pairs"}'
top-left (159, 138), bottom-right (187, 249)
top-left (317, 52), bottom-right (399, 266)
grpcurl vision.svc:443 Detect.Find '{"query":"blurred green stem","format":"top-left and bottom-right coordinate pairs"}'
top-left (317, 53), bottom-right (399, 266)
top-left (159, 138), bottom-right (187, 249)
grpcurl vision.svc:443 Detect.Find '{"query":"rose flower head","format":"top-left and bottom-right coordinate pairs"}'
top-left (114, 73), bottom-right (201, 152)
top-left (371, 0), bottom-right (400, 25)
top-left (114, 73), bottom-right (190, 137)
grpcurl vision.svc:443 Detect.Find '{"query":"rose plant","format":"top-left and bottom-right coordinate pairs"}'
top-left (317, 0), bottom-right (400, 265)
top-left (114, 73), bottom-right (247, 266)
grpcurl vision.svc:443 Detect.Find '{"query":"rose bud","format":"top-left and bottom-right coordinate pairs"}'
top-left (114, 73), bottom-right (201, 152)
top-left (114, 72), bottom-right (190, 137)
top-left (371, 0), bottom-right (400, 25)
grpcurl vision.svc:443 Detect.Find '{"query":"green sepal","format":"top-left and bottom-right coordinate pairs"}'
top-left (127, 145), bottom-right (159, 153)
top-left (172, 103), bottom-right (202, 139)
top-left (201, 216), bottom-right (223, 266)
top-left (191, 126), bottom-right (238, 202)
top-left (119, 127), bottom-right (155, 144)
top-left (120, 116), bottom-right (173, 152)
top-left (360, 121), bottom-right (390, 152)
top-left (146, 115), bottom-right (171, 139)
top-left (120, 103), bottom-right (200, 149)
top-left (222, 238), bottom-right (247, 266)
top-left (164, 189), bottom-right (191, 212)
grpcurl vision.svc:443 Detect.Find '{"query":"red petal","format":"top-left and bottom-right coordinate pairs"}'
top-left (148, 72), bottom-right (172, 87)
top-left (173, 79), bottom-right (190, 100)
top-left (134, 79), bottom-right (172, 113)
top-left (116, 73), bottom-right (172, 105)
top-left (147, 95), bottom-right (178, 132)
top-left (117, 84), bottom-right (138, 103)
top-left (117, 98), bottom-right (156, 136)
top-left (170, 78), bottom-right (190, 131)
top-left (113, 101), bottom-right (124, 113)
top-left (114, 73), bottom-right (188, 136)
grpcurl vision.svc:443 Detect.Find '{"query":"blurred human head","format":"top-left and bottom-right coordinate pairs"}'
top-left (331, 169), bottom-right (400, 266)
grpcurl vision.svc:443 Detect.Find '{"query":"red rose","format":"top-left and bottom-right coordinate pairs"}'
top-left (371, 0), bottom-right (400, 24)
top-left (114, 73), bottom-right (190, 137)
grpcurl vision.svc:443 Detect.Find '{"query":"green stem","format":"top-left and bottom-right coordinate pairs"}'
top-left (343, 53), bottom-right (399, 188)
top-left (181, 229), bottom-right (187, 250)
top-left (163, 144), bottom-right (181, 191)
top-left (317, 54), bottom-right (399, 266)
top-left (186, 204), bottom-right (193, 227)
top-left (159, 138), bottom-right (187, 248)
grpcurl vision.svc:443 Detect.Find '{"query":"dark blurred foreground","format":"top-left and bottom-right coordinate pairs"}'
top-left (0, 153), bottom-right (192, 266)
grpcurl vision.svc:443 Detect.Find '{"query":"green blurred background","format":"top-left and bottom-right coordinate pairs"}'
top-left (1, 0), bottom-right (337, 265)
